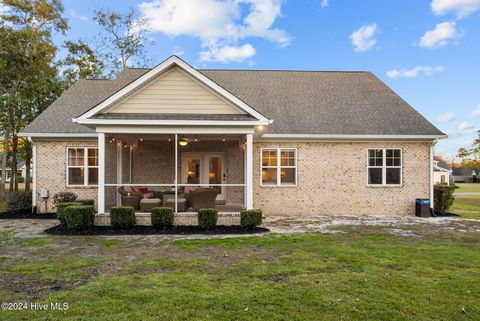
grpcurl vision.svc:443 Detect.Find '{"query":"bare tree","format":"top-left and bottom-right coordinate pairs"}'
top-left (93, 8), bottom-right (151, 76)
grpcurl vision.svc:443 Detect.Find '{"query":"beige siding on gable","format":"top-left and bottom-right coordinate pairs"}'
top-left (108, 67), bottom-right (244, 114)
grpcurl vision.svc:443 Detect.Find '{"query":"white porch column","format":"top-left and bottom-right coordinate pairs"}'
top-left (174, 134), bottom-right (178, 213)
top-left (116, 140), bottom-right (122, 206)
top-left (98, 133), bottom-right (105, 213)
top-left (245, 133), bottom-right (253, 209)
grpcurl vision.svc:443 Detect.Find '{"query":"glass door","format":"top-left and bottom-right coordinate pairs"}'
top-left (204, 154), bottom-right (225, 201)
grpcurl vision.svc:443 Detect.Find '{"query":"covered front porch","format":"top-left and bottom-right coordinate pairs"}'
top-left (97, 131), bottom-right (254, 215)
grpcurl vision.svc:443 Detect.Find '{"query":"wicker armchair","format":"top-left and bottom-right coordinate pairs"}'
top-left (186, 188), bottom-right (219, 211)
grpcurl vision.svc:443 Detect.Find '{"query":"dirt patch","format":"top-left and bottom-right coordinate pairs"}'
top-left (45, 224), bottom-right (270, 236)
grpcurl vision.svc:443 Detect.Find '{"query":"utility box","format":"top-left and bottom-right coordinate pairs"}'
top-left (415, 199), bottom-right (431, 217)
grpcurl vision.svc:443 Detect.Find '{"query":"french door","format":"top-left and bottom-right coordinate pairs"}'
top-left (181, 153), bottom-right (226, 201)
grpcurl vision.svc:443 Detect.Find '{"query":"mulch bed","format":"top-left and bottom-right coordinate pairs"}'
top-left (45, 224), bottom-right (270, 236)
top-left (0, 210), bottom-right (56, 219)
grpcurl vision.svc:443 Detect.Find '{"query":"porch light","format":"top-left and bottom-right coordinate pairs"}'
top-left (179, 138), bottom-right (188, 146)
top-left (139, 137), bottom-right (143, 142)
top-left (222, 136), bottom-right (226, 142)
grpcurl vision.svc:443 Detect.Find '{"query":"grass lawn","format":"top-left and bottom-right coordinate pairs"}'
top-left (0, 225), bottom-right (479, 320)
top-left (451, 194), bottom-right (480, 220)
top-left (454, 183), bottom-right (480, 193)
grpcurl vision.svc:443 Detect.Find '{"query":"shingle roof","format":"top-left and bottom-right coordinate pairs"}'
top-left (433, 156), bottom-right (451, 170)
top-left (22, 67), bottom-right (444, 136)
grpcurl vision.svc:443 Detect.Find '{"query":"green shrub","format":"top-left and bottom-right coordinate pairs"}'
top-left (197, 208), bottom-right (218, 230)
top-left (64, 206), bottom-right (95, 230)
top-left (240, 209), bottom-right (263, 229)
top-left (110, 206), bottom-right (136, 229)
top-left (56, 202), bottom-right (82, 224)
top-left (7, 191), bottom-right (32, 211)
top-left (434, 183), bottom-right (455, 213)
top-left (77, 199), bottom-right (95, 206)
top-left (53, 192), bottom-right (78, 204)
top-left (17, 176), bottom-right (25, 183)
top-left (151, 207), bottom-right (174, 228)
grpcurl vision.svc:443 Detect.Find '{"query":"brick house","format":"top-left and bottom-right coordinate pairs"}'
top-left (20, 56), bottom-right (446, 218)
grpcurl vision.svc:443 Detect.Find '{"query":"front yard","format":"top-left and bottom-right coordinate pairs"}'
top-left (0, 217), bottom-right (479, 321)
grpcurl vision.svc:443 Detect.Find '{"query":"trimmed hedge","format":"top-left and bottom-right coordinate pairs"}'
top-left (240, 209), bottom-right (263, 229)
top-left (53, 192), bottom-right (78, 204)
top-left (110, 206), bottom-right (136, 229)
top-left (7, 191), bottom-right (32, 211)
top-left (434, 183), bottom-right (455, 213)
top-left (151, 207), bottom-right (174, 228)
top-left (198, 208), bottom-right (218, 230)
top-left (64, 205), bottom-right (95, 230)
top-left (56, 202), bottom-right (82, 224)
top-left (77, 199), bottom-right (95, 206)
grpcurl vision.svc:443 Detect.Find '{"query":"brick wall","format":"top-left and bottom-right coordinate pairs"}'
top-left (34, 140), bottom-right (98, 213)
top-left (252, 141), bottom-right (431, 218)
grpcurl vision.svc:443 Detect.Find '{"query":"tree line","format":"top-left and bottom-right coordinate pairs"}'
top-left (0, 0), bottom-right (151, 200)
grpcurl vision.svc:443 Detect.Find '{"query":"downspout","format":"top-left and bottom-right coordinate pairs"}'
top-left (429, 139), bottom-right (438, 209)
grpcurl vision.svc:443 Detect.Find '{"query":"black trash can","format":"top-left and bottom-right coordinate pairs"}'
top-left (415, 199), bottom-right (431, 217)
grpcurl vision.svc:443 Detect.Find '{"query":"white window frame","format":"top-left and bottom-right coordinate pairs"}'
top-left (366, 148), bottom-right (402, 186)
top-left (260, 148), bottom-right (297, 187)
top-left (66, 147), bottom-right (99, 187)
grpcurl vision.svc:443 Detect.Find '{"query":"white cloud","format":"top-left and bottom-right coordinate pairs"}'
top-left (138, 0), bottom-right (289, 62)
top-left (350, 23), bottom-right (377, 52)
top-left (419, 21), bottom-right (459, 48)
top-left (458, 121), bottom-right (474, 130)
top-left (68, 9), bottom-right (89, 22)
top-left (386, 65), bottom-right (444, 78)
top-left (321, 0), bottom-right (329, 8)
top-left (431, 0), bottom-right (480, 19)
top-left (437, 112), bottom-right (456, 122)
top-left (471, 104), bottom-right (480, 116)
top-left (200, 43), bottom-right (255, 62)
top-left (172, 46), bottom-right (185, 56)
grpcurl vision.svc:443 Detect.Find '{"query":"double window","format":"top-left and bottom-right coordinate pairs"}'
top-left (367, 148), bottom-right (402, 186)
top-left (261, 148), bottom-right (297, 186)
top-left (67, 148), bottom-right (98, 186)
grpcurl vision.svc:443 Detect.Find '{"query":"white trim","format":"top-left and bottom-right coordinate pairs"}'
top-left (74, 56), bottom-right (271, 122)
top-left (66, 147), bottom-right (99, 187)
top-left (98, 133), bottom-right (105, 213)
top-left (96, 126), bottom-right (255, 135)
top-left (105, 183), bottom-right (246, 187)
top-left (366, 148), bottom-right (402, 187)
top-left (32, 141), bottom-right (37, 208)
top-left (259, 134), bottom-right (447, 141)
top-left (77, 119), bottom-right (269, 126)
top-left (260, 148), bottom-right (297, 187)
top-left (19, 133), bottom-right (98, 138)
top-left (245, 133), bottom-right (253, 209)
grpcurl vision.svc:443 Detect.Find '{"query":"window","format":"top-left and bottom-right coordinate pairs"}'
top-left (67, 147), bottom-right (98, 186)
top-left (367, 149), bottom-right (402, 186)
top-left (261, 148), bottom-right (297, 186)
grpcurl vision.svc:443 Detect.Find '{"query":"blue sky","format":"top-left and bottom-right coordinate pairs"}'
top-left (47, 1), bottom-right (480, 157)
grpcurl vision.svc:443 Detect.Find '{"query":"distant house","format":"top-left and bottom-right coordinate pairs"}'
top-left (0, 154), bottom-right (28, 182)
top-left (433, 156), bottom-right (452, 185)
top-left (452, 167), bottom-right (480, 183)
